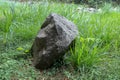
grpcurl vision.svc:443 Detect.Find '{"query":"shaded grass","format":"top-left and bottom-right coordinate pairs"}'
top-left (0, 0), bottom-right (120, 80)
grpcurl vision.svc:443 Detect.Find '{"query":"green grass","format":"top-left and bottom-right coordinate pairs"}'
top-left (0, 0), bottom-right (120, 80)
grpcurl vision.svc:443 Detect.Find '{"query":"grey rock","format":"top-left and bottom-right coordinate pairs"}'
top-left (31, 13), bottom-right (78, 69)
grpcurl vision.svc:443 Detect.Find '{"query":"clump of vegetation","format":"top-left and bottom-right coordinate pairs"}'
top-left (67, 37), bottom-right (101, 69)
top-left (0, 0), bottom-right (120, 79)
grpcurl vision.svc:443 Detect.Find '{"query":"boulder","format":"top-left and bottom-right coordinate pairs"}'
top-left (31, 13), bottom-right (78, 69)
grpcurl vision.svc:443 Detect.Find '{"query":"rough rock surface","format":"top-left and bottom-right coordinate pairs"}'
top-left (31, 13), bottom-right (78, 69)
